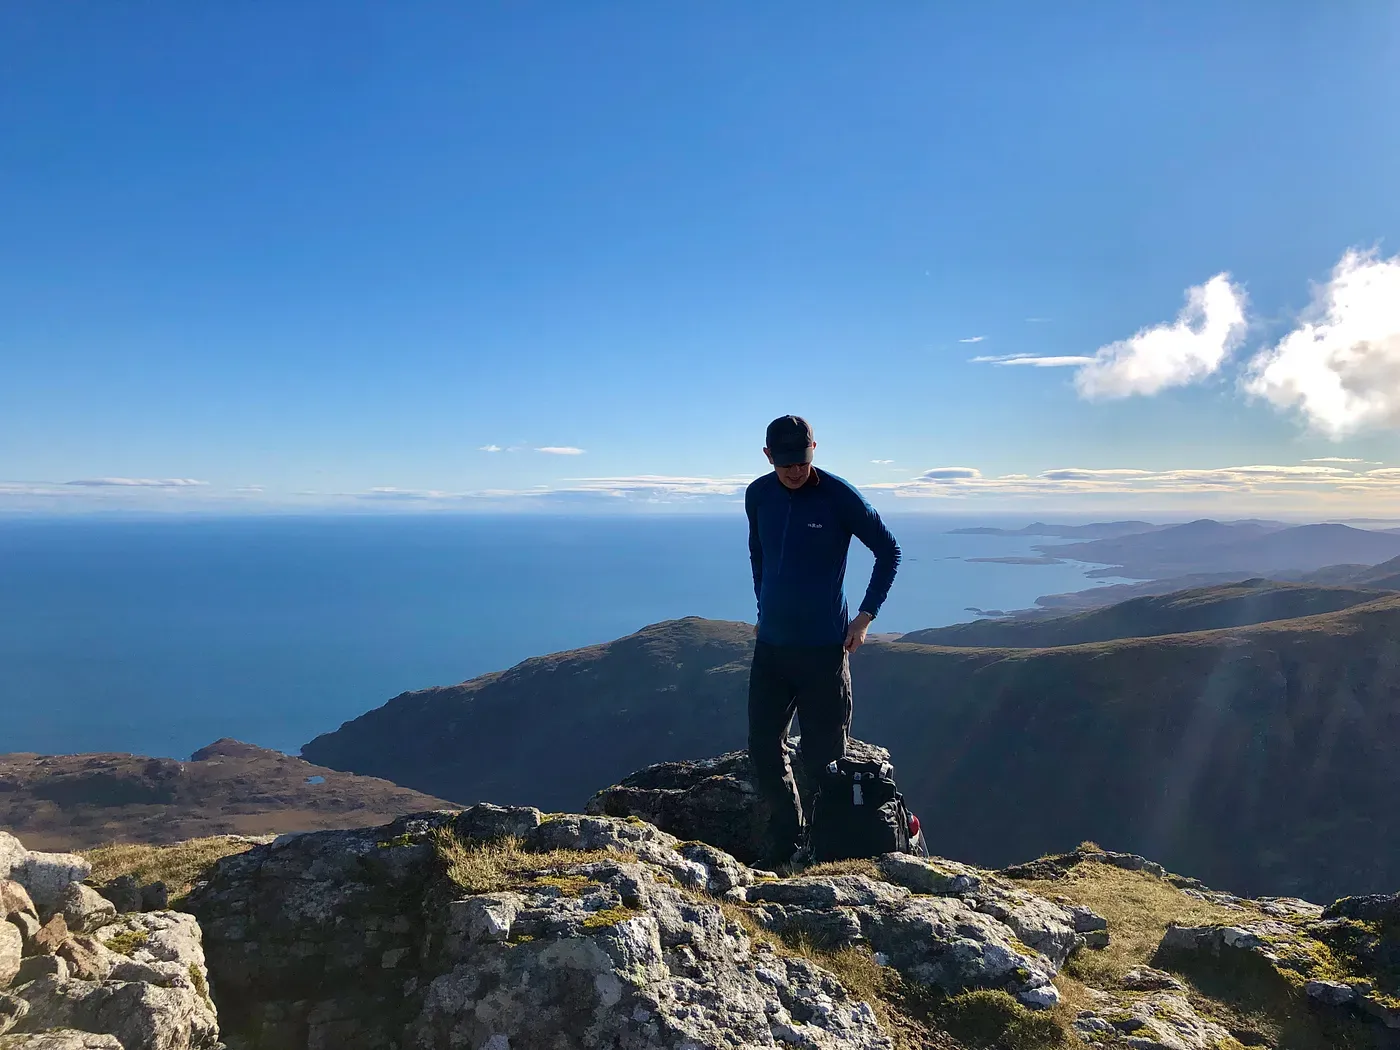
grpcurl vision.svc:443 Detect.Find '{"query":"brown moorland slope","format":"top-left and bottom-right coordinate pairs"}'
top-left (0, 737), bottom-right (456, 849)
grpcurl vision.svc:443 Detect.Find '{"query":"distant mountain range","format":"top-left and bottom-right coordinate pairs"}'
top-left (1012, 518), bottom-right (1400, 580)
top-left (898, 578), bottom-right (1390, 647)
top-left (305, 586), bottom-right (1400, 903)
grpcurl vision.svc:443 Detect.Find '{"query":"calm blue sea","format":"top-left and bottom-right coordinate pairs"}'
top-left (0, 515), bottom-right (1119, 759)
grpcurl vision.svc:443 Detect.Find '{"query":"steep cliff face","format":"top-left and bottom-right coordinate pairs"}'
top-left (304, 598), bottom-right (1400, 902)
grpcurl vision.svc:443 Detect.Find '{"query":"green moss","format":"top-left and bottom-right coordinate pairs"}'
top-left (376, 832), bottom-right (414, 849)
top-left (529, 874), bottom-right (598, 897)
top-left (581, 906), bottom-right (638, 929)
top-left (102, 929), bottom-right (149, 956)
top-left (188, 962), bottom-right (208, 1000)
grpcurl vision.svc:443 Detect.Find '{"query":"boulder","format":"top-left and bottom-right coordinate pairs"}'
top-left (0, 991), bottom-right (26, 1035)
top-left (138, 884), bottom-right (168, 914)
top-left (91, 912), bottom-right (210, 995)
top-left (10, 860), bottom-right (90, 919)
top-left (452, 803), bottom-right (543, 842)
top-left (58, 888), bottom-right (114, 938)
top-left (0, 885), bottom-right (36, 929)
top-left (1306, 979), bottom-right (1358, 1006)
top-left (0, 838), bottom-right (25, 884)
top-left (1073, 989), bottom-right (1236, 1050)
top-left (1324, 893), bottom-right (1400, 925)
top-left (27, 920), bottom-right (66, 960)
top-left (1121, 967), bottom-right (1186, 992)
top-left (747, 871), bottom-right (1067, 1009)
top-left (93, 878), bottom-right (139, 917)
top-left (585, 738), bottom-right (893, 865)
top-left (0, 924), bottom-right (20, 990)
top-left (11, 976), bottom-right (219, 1050)
top-left (54, 937), bottom-right (114, 984)
top-left (13, 959), bottom-right (66, 987)
top-left (0, 1032), bottom-right (123, 1050)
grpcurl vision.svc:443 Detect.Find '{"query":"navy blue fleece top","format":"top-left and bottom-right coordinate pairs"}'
top-left (745, 468), bottom-right (901, 646)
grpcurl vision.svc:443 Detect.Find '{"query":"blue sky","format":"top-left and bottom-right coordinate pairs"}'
top-left (3, 3), bottom-right (1399, 516)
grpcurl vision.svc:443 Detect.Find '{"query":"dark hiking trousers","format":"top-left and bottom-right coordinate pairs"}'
top-left (747, 641), bottom-right (853, 863)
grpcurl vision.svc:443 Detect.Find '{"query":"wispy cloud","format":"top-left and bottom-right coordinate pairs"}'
top-left (64, 477), bottom-right (209, 488)
top-left (552, 475), bottom-right (750, 499)
top-left (871, 459), bottom-right (894, 465)
top-left (917, 467), bottom-right (982, 482)
top-left (1076, 274), bottom-right (1248, 399)
top-left (536, 446), bottom-right (585, 455)
top-left (1244, 249), bottom-right (1400, 438)
top-left (1025, 317), bottom-right (1051, 323)
top-left (972, 353), bottom-right (1094, 367)
top-left (958, 336), bottom-right (986, 344)
top-left (869, 462), bottom-right (1381, 506)
top-left (361, 487), bottom-right (451, 500)
top-left (1305, 457), bottom-right (1366, 464)
top-left (478, 444), bottom-right (503, 452)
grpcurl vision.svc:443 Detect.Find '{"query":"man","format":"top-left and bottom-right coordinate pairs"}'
top-left (745, 414), bottom-right (901, 868)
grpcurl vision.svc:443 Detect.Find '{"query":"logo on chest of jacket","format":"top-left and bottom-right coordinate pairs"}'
top-left (806, 522), bottom-right (824, 529)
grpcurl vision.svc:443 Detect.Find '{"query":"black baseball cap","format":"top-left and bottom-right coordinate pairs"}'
top-left (766, 415), bottom-right (815, 466)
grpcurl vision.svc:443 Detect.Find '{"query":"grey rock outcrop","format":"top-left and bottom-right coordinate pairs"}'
top-left (0, 925), bottom-right (20, 990)
top-left (1072, 989), bottom-right (1237, 1049)
top-left (0, 833), bottom-right (218, 1050)
top-left (0, 838), bottom-right (90, 920)
top-left (0, 1033), bottom-right (123, 1050)
top-left (1159, 913), bottom-right (1400, 1031)
top-left (188, 805), bottom-right (1097, 1048)
top-left (586, 739), bottom-right (892, 865)
top-left (57, 890), bottom-right (113, 940)
top-left (746, 855), bottom-right (1094, 1009)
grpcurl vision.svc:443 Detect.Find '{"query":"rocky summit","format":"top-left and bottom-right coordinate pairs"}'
top-left (4, 745), bottom-right (1400, 1049)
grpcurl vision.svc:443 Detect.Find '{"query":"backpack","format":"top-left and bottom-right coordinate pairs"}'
top-left (808, 755), bottom-right (928, 862)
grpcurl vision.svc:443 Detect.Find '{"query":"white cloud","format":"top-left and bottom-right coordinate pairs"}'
top-left (64, 477), bottom-right (209, 487)
top-left (361, 487), bottom-right (450, 500)
top-left (918, 467), bottom-right (982, 482)
top-left (478, 444), bottom-right (503, 452)
top-left (870, 462), bottom-right (1385, 504)
top-left (536, 446), bottom-right (585, 455)
top-left (553, 475), bottom-right (751, 499)
top-left (959, 336), bottom-right (986, 344)
top-left (972, 353), bottom-right (1094, 367)
top-left (1305, 457), bottom-right (1366, 463)
top-left (1075, 273), bottom-right (1248, 399)
top-left (871, 459), bottom-right (894, 465)
top-left (1025, 317), bottom-right (1051, 323)
top-left (1244, 249), bottom-right (1400, 438)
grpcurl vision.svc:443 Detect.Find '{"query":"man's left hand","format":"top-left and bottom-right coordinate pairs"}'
top-left (844, 611), bottom-right (874, 653)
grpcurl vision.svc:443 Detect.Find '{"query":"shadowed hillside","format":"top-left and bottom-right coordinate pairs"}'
top-left (898, 579), bottom-right (1387, 647)
top-left (305, 598), bottom-right (1400, 903)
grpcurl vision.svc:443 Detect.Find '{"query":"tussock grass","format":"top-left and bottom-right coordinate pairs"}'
top-left (1016, 860), bottom-right (1390, 1050)
top-left (81, 837), bottom-right (256, 900)
top-left (802, 858), bottom-right (882, 880)
top-left (432, 829), bottom-right (629, 894)
top-left (1014, 860), bottom-right (1244, 988)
